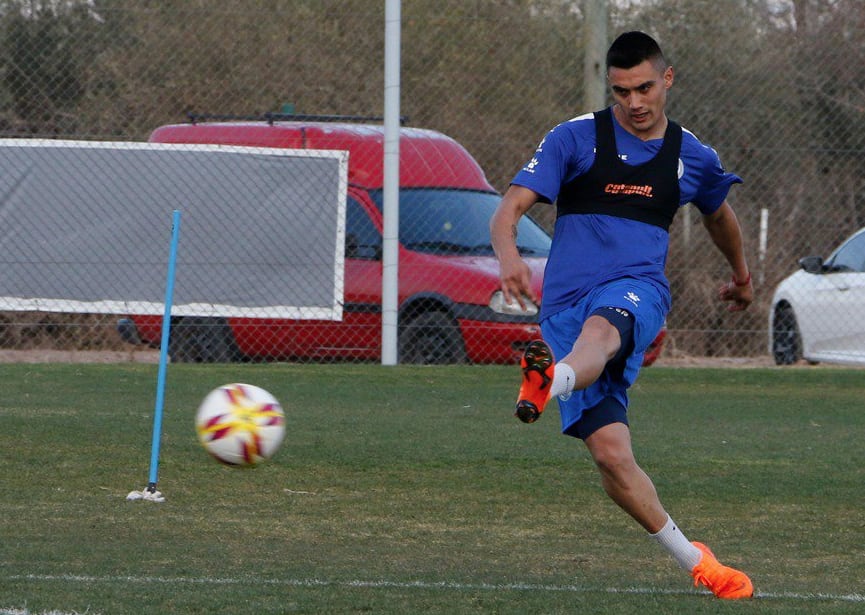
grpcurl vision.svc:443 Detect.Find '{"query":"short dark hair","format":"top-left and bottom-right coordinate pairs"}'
top-left (606, 31), bottom-right (667, 71)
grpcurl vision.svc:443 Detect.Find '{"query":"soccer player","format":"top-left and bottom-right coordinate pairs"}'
top-left (490, 31), bottom-right (754, 599)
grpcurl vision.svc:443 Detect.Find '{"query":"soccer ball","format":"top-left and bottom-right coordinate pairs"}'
top-left (195, 383), bottom-right (286, 467)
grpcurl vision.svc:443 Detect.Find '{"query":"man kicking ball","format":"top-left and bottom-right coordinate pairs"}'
top-left (490, 31), bottom-right (754, 599)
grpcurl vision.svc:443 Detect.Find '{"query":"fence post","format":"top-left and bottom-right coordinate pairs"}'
top-left (382, 0), bottom-right (401, 365)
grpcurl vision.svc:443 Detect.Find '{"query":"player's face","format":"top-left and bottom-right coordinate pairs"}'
top-left (608, 59), bottom-right (673, 140)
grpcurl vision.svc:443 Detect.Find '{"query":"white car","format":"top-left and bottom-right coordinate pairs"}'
top-left (770, 227), bottom-right (865, 365)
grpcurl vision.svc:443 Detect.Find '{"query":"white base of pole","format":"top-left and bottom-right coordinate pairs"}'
top-left (126, 487), bottom-right (166, 503)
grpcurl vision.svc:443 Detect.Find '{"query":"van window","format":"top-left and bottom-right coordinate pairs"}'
top-left (345, 196), bottom-right (382, 260)
top-left (369, 188), bottom-right (550, 257)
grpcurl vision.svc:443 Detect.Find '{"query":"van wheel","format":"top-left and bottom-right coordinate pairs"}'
top-left (399, 311), bottom-right (468, 365)
top-left (772, 305), bottom-right (802, 365)
top-left (169, 317), bottom-right (242, 363)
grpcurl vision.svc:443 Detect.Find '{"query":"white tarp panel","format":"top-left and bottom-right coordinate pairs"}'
top-left (0, 140), bottom-right (348, 320)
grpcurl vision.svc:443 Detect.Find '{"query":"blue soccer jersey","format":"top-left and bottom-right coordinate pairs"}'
top-left (512, 109), bottom-right (742, 320)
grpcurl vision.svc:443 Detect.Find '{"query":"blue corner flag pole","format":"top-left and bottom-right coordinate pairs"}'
top-left (147, 209), bottom-right (181, 493)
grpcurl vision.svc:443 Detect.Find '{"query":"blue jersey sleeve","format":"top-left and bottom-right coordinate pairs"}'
top-left (683, 136), bottom-right (743, 215)
top-left (511, 115), bottom-right (595, 204)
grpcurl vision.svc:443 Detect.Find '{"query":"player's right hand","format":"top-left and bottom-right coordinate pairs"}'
top-left (498, 257), bottom-right (537, 312)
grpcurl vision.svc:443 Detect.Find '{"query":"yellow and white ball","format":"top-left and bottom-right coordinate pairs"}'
top-left (195, 383), bottom-right (285, 466)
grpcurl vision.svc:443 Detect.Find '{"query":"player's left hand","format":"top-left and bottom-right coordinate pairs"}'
top-left (718, 276), bottom-right (753, 312)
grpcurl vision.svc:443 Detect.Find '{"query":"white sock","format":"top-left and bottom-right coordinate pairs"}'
top-left (550, 362), bottom-right (576, 399)
top-left (650, 515), bottom-right (703, 571)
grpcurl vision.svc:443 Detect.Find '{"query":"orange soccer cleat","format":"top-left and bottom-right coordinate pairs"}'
top-left (691, 541), bottom-right (754, 600)
top-left (515, 340), bottom-right (555, 423)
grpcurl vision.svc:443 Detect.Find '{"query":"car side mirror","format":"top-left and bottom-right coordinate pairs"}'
top-left (345, 233), bottom-right (360, 258)
top-left (344, 233), bottom-right (383, 260)
top-left (798, 255), bottom-right (824, 274)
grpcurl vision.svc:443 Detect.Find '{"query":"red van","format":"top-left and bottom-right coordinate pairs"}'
top-left (120, 115), bottom-right (665, 365)
top-left (120, 115), bottom-right (550, 364)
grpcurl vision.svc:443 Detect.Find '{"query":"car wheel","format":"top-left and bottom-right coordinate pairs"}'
top-left (169, 317), bottom-right (242, 363)
top-left (772, 305), bottom-right (802, 365)
top-left (399, 311), bottom-right (468, 365)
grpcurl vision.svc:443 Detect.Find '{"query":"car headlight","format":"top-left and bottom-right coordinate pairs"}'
top-left (489, 290), bottom-right (539, 316)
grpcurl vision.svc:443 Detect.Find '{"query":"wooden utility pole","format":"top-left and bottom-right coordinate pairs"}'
top-left (582, 0), bottom-right (608, 111)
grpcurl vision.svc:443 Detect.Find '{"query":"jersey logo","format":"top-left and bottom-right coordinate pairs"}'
top-left (522, 157), bottom-right (540, 174)
top-left (605, 183), bottom-right (654, 198)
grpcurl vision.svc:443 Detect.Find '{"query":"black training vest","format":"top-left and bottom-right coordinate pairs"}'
top-left (556, 107), bottom-right (682, 231)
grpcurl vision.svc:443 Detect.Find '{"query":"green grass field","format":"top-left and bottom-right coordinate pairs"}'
top-left (1, 363), bottom-right (863, 614)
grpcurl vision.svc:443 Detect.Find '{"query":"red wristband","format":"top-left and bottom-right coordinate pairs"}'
top-left (732, 272), bottom-right (751, 287)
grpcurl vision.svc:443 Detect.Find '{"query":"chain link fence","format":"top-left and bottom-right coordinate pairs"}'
top-left (0, 0), bottom-right (862, 365)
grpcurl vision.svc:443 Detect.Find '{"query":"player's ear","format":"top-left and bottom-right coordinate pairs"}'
top-left (664, 66), bottom-right (674, 89)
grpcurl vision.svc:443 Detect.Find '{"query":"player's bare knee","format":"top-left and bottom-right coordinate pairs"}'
top-left (592, 445), bottom-right (637, 482)
top-left (582, 315), bottom-right (621, 353)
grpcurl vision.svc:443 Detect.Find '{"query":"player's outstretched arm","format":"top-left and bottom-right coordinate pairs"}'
top-left (701, 201), bottom-right (753, 312)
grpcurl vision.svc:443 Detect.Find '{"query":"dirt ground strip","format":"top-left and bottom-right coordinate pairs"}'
top-left (0, 349), bottom-right (162, 363)
top-left (0, 349), bottom-right (790, 367)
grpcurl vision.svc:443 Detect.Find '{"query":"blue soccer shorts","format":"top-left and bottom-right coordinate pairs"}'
top-left (539, 278), bottom-right (668, 439)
